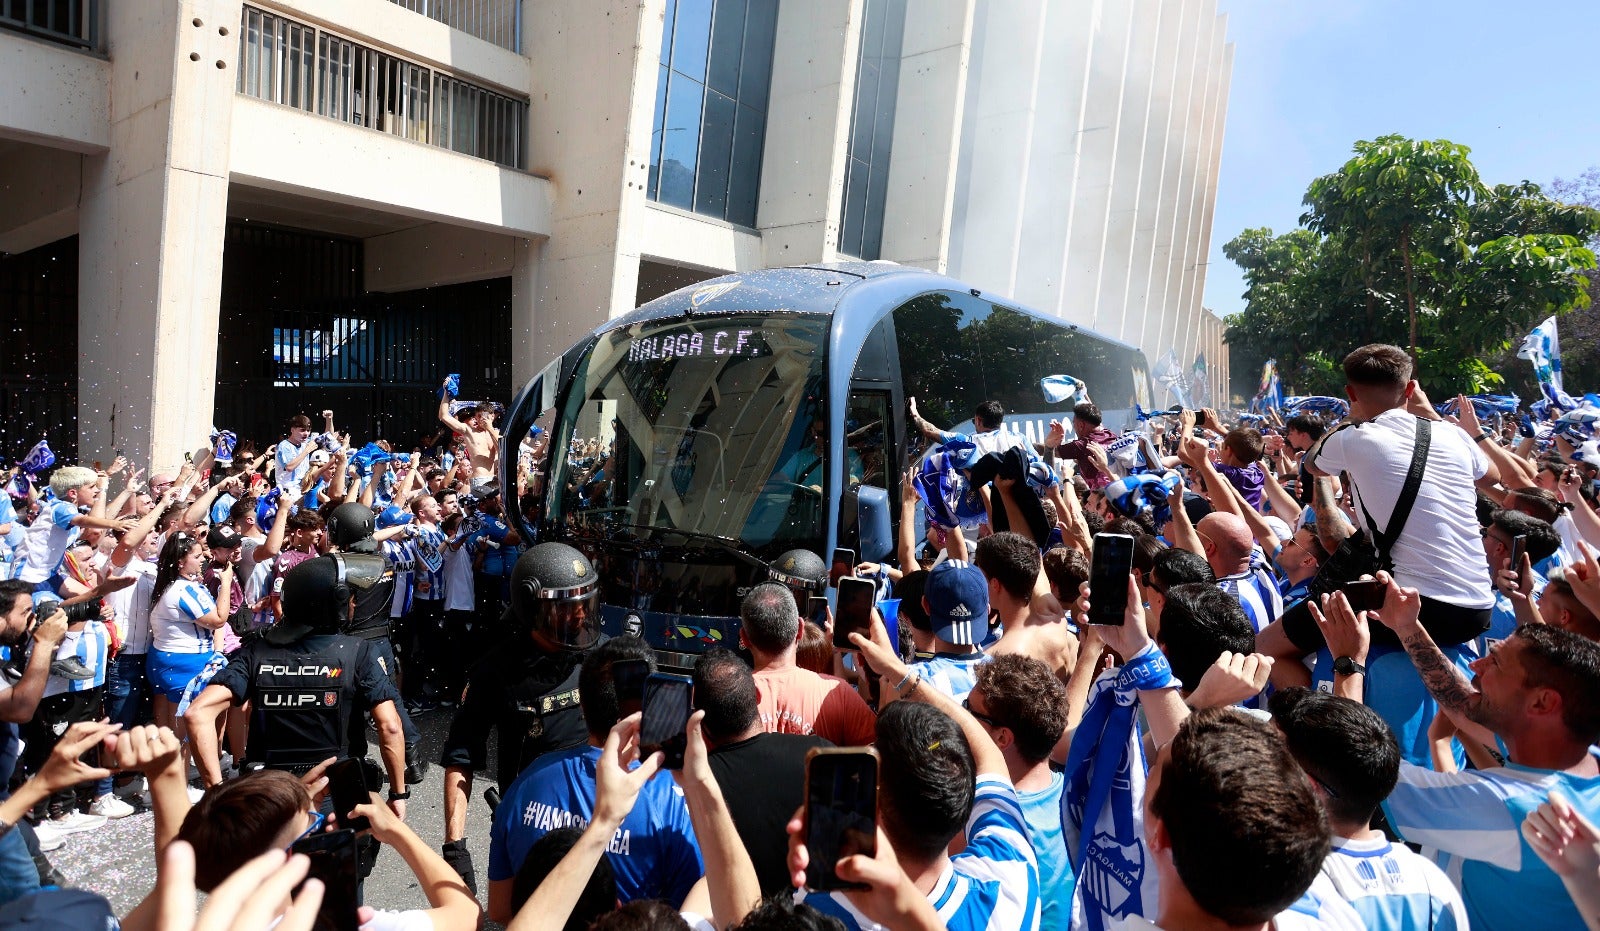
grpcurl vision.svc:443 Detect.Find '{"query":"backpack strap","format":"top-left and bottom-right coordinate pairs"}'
top-left (1351, 417), bottom-right (1432, 561)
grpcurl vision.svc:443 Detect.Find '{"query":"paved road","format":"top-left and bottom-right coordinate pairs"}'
top-left (50, 705), bottom-right (501, 920)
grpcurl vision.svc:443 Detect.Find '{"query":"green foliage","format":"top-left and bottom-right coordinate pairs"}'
top-left (1224, 136), bottom-right (1600, 396)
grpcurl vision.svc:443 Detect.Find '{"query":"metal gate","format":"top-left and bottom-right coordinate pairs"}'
top-left (215, 222), bottom-right (512, 451)
top-left (0, 236), bottom-right (79, 464)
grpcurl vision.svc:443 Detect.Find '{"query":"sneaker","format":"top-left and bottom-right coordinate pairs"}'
top-left (28, 822), bottom-right (65, 852)
top-left (114, 774), bottom-right (148, 801)
top-left (43, 811), bottom-right (106, 836)
top-left (89, 794), bottom-right (135, 819)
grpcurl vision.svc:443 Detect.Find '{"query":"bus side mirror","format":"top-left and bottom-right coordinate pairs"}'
top-left (856, 485), bottom-right (893, 564)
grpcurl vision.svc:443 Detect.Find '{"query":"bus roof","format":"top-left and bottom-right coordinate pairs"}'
top-left (606, 262), bottom-right (1149, 359)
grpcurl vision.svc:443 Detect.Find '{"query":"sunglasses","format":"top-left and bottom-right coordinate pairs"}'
top-left (290, 810), bottom-right (327, 847)
top-left (962, 695), bottom-right (1001, 729)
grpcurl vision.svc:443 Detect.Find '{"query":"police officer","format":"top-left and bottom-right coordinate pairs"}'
top-left (768, 548), bottom-right (827, 603)
top-left (438, 541), bottom-right (600, 892)
top-left (324, 501), bottom-right (423, 783)
top-left (186, 556), bottom-right (409, 818)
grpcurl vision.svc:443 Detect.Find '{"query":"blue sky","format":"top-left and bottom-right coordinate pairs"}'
top-left (1204, 0), bottom-right (1600, 320)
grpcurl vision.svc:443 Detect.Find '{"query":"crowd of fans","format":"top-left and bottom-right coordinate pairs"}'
top-left (0, 345), bottom-right (1597, 931)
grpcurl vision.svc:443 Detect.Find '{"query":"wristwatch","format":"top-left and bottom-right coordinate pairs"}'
top-left (388, 789), bottom-right (411, 802)
top-left (1332, 656), bottom-right (1367, 678)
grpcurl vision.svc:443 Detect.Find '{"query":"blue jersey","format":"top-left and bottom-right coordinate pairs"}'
top-left (396, 525), bottom-right (447, 602)
top-left (487, 744), bottom-right (703, 906)
top-left (48, 621), bottom-right (111, 693)
top-left (469, 514), bottom-right (517, 577)
top-left (802, 776), bottom-right (1040, 931)
top-left (1382, 755), bottom-right (1600, 931)
top-left (1305, 835), bottom-right (1465, 931)
top-left (1018, 770), bottom-right (1073, 931)
top-left (1310, 643), bottom-right (1470, 768)
top-left (17, 500), bottom-right (80, 584)
top-left (910, 653), bottom-right (989, 703)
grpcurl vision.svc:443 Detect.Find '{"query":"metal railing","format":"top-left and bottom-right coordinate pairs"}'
top-left (386, 0), bottom-right (520, 54)
top-left (238, 5), bottom-right (526, 169)
top-left (0, 0), bottom-right (98, 49)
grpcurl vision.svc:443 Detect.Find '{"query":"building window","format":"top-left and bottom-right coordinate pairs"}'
top-left (839, 0), bottom-right (906, 260)
top-left (237, 6), bottom-right (526, 169)
top-left (648, 0), bottom-right (779, 228)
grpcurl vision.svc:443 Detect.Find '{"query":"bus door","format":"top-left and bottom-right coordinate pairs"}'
top-left (840, 385), bottom-right (899, 565)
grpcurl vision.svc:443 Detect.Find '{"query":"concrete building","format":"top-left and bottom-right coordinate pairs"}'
top-left (0, 0), bottom-right (1231, 467)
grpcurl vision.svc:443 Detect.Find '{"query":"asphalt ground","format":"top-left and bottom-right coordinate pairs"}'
top-left (47, 703), bottom-right (501, 921)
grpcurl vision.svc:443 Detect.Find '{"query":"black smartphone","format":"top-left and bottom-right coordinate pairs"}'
top-left (1194, 409), bottom-right (1210, 429)
top-left (1341, 579), bottom-right (1386, 614)
top-left (808, 595), bottom-right (831, 628)
top-left (612, 659), bottom-right (651, 718)
top-left (834, 577), bottom-right (876, 649)
top-left (1508, 534), bottom-right (1527, 581)
top-left (830, 548), bottom-right (855, 587)
top-left (640, 673), bottom-right (693, 770)
top-left (324, 758), bottom-right (371, 833)
top-left (804, 748), bottom-right (879, 891)
top-left (1088, 533), bottom-right (1135, 626)
top-left (290, 828), bottom-right (359, 931)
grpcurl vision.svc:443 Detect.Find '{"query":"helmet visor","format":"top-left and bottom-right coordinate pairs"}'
top-left (533, 589), bottom-right (601, 651)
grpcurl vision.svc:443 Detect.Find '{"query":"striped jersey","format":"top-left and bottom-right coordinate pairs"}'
top-left (1382, 756), bottom-right (1600, 931)
top-left (802, 776), bottom-right (1040, 931)
top-left (17, 500), bottom-right (80, 584)
top-left (151, 579), bottom-right (218, 653)
top-left (43, 621), bottom-right (111, 696)
top-left (1217, 552), bottom-right (1283, 633)
top-left (1305, 835), bottom-right (1465, 931)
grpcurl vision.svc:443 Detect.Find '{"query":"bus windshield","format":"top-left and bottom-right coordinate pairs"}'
top-left (549, 314), bottom-right (830, 559)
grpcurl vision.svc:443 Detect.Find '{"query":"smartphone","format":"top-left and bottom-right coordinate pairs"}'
top-left (830, 548), bottom-right (855, 587)
top-left (640, 673), bottom-right (693, 769)
top-left (1088, 533), bottom-right (1135, 626)
top-left (290, 828), bottom-right (359, 931)
top-left (611, 658), bottom-right (651, 717)
top-left (1194, 409), bottom-right (1210, 429)
top-left (834, 577), bottom-right (876, 649)
top-left (324, 758), bottom-right (371, 833)
top-left (804, 748), bottom-right (879, 891)
top-left (1508, 534), bottom-right (1527, 581)
top-left (808, 595), bottom-right (831, 629)
top-left (1341, 579), bottom-right (1386, 614)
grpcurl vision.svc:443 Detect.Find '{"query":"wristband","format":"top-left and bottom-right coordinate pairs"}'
top-left (1116, 642), bottom-right (1180, 694)
top-left (1473, 431), bottom-right (1491, 443)
top-left (388, 789), bottom-right (411, 801)
top-left (893, 669), bottom-right (917, 693)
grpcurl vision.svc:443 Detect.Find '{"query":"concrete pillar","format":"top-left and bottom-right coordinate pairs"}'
top-left (1146, 0), bottom-right (1203, 362)
top-left (1098, 0), bottom-right (1160, 343)
top-left (511, 237), bottom-right (542, 391)
top-left (1124, 0), bottom-right (1181, 355)
top-left (877, 0), bottom-right (975, 272)
top-left (77, 0), bottom-right (241, 468)
top-left (521, 0), bottom-right (664, 379)
top-left (756, 0), bottom-right (862, 266)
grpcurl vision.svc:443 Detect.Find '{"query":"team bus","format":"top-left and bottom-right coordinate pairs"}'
top-left (502, 262), bottom-right (1152, 667)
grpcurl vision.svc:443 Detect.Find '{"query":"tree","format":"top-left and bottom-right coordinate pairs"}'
top-left (1224, 137), bottom-right (1600, 395)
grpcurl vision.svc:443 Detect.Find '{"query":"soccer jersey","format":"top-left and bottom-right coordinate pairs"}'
top-left (1307, 835), bottom-right (1466, 931)
top-left (1382, 756), bottom-right (1600, 931)
top-left (396, 525), bottom-right (447, 602)
top-left (487, 744), bottom-right (702, 905)
top-left (17, 500), bottom-right (80, 584)
top-left (274, 439), bottom-right (313, 489)
top-left (802, 776), bottom-right (1040, 931)
top-left (150, 579), bottom-right (217, 653)
top-left (910, 652), bottom-right (990, 703)
top-left (1217, 553), bottom-right (1283, 634)
top-left (442, 537), bottom-right (475, 612)
top-left (42, 621), bottom-right (111, 697)
top-left (1018, 770), bottom-right (1073, 931)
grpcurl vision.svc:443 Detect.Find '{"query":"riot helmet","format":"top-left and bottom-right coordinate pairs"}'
top-left (511, 542), bottom-right (601, 651)
top-left (768, 549), bottom-right (826, 600)
top-left (268, 555), bottom-right (350, 645)
top-left (327, 502), bottom-right (377, 550)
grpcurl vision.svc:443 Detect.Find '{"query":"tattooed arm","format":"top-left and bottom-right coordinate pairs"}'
top-left (1369, 572), bottom-right (1500, 748)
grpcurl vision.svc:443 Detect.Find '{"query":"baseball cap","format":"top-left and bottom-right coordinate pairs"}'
top-left (205, 526), bottom-right (241, 551)
top-left (310, 449), bottom-right (332, 466)
top-left (376, 506), bottom-right (412, 529)
top-left (924, 560), bottom-right (988, 646)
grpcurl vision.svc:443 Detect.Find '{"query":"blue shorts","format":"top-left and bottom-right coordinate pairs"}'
top-left (148, 649), bottom-right (213, 703)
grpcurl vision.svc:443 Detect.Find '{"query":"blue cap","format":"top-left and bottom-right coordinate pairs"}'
top-left (925, 560), bottom-right (988, 646)
top-left (376, 506), bottom-right (412, 529)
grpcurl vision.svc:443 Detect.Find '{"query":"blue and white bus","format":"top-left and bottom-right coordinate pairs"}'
top-left (503, 262), bottom-right (1151, 666)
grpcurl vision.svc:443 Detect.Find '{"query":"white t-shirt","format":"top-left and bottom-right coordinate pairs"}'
top-left (1310, 410), bottom-right (1492, 608)
top-left (442, 540), bottom-right (475, 612)
top-left (110, 557), bottom-right (158, 655)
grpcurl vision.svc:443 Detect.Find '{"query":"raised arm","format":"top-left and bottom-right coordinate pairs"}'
top-left (906, 397), bottom-right (948, 444)
top-left (897, 469), bottom-right (921, 572)
top-left (439, 382), bottom-right (470, 434)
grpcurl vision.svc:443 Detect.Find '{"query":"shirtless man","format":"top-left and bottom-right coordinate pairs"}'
top-left (438, 381), bottom-right (500, 495)
top-left (979, 530), bottom-right (1079, 682)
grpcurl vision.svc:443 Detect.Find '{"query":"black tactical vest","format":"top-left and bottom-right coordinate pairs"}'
top-left (248, 635), bottom-right (368, 771)
top-left (340, 550), bottom-right (397, 640)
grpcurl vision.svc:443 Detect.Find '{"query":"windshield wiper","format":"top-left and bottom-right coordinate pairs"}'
top-left (595, 519), bottom-right (744, 551)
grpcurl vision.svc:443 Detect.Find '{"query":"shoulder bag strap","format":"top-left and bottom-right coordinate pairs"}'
top-left (1366, 417), bottom-right (1432, 558)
